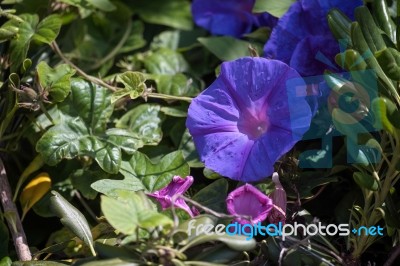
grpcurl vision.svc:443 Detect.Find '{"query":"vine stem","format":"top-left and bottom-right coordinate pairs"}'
top-left (384, 244), bottom-right (400, 266)
top-left (50, 42), bottom-right (116, 92)
top-left (50, 42), bottom-right (193, 103)
top-left (0, 157), bottom-right (32, 261)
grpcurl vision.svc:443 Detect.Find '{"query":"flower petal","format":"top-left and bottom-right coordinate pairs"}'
top-left (226, 184), bottom-right (273, 224)
top-left (191, 0), bottom-right (258, 37)
top-left (186, 79), bottom-right (240, 136)
top-left (187, 57), bottom-right (312, 181)
top-left (263, 0), bottom-right (362, 76)
top-left (220, 57), bottom-right (299, 117)
top-left (193, 132), bottom-right (253, 179)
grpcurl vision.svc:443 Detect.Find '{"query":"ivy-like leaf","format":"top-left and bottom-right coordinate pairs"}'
top-left (111, 71), bottom-right (146, 103)
top-left (116, 104), bottom-right (164, 146)
top-left (36, 79), bottom-right (148, 174)
top-left (91, 151), bottom-right (189, 196)
top-left (36, 62), bottom-right (76, 102)
top-left (101, 191), bottom-right (173, 235)
top-left (66, 79), bottom-right (114, 133)
top-left (144, 48), bottom-right (189, 75)
top-left (32, 14), bottom-right (62, 44)
top-left (4, 14), bottom-right (61, 72)
top-left (151, 73), bottom-right (199, 97)
top-left (50, 191), bottom-right (95, 256)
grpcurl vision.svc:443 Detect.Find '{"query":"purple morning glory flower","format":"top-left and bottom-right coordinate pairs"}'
top-left (191, 0), bottom-right (277, 37)
top-left (186, 57), bottom-right (312, 182)
top-left (226, 184), bottom-right (273, 224)
top-left (268, 172), bottom-right (287, 224)
top-left (263, 0), bottom-right (362, 76)
top-left (147, 176), bottom-right (197, 217)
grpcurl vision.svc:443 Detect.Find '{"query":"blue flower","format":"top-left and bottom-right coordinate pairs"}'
top-left (263, 0), bottom-right (362, 76)
top-left (186, 57), bottom-right (312, 182)
top-left (191, 0), bottom-right (277, 37)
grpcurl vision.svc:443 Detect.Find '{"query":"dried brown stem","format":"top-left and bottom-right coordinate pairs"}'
top-left (0, 157), bottom-right (32, 261)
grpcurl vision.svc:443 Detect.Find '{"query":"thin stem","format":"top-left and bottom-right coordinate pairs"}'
top-left (73, 190), bottom-right (97, 222)
top-left (384, 244), bottom-right (400, 266)
top-left (147, 92), bottom-right (192, 103)
top-left (51, 42), bottom-right (193, 103)
top-left (0, 157), bottom-right (32, 261)
top-left (88, 19), bottom-right (132, 71)
top-left (50, 42), bottom-right (116, 92)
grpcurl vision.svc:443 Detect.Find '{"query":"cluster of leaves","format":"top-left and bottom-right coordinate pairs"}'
top-left (0, 0), bottom-right (399, 265)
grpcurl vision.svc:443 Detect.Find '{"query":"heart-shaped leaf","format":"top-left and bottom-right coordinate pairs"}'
top-left (101, 191), bottom-right (172, 235)
top-left (91, 151), bottom-right (189, 196)
top-left (36, 61), bottom-right (76, 102)
top-left (36, 79), bottom-right (151, 173)
top-left (3, 14), bottom-right (61, 72)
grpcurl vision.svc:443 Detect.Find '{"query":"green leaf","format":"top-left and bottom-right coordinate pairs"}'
top-left (67, 79), bottom-right (114, 133)
top-left (101, 191), bottom-right (172, 235)
top-left (371, 97), bottom-right (395, 134)
top-left (355, 6), bottom-right (386, 53)
top-left (131, 0), bottom-right (193, 30)
top-left (335, 49), bottom-right (368, 71)
top-left (86, 0), bottom-right (116, 11)
top-left (116, 104), bottom-right (164, 146)
top-left (4, 14), bottom-right (61, 72)
top-left (373, 0), bottom-right (396, 43)
top-left (375, 48), bottom-right (400, 80)
top-left (180, 233), bottom-right (256, 252)
top-left (144, 48), bottom-right (189, 75)
top-left (351, 22), bottom-right (398, 104)
top-left (327, 9), bottom-right (353, 46)
top-left (50, 191), bottom-right (95, 256)
top-left (36, 61), bottom-right (76, 102)
top-left (179, 129), bottom-right (202, 168)
top-left (32, 14), bottom-right (62, 44)
top-left (121, 151), bottom-right (190, 192)
top-left (91, 151), bottom-right (189, 196)
top-left (353, 172), bottom-right (379, 191)
top-left (36, 80), bottom-right (146, 174)
top-left (0, 24), bottom-right (19, 43)
top-left (36, 120), bottom-right (120, 174)
top-left (198, 37), bottom-right (257, 61)
top-left (112, 72), bottom-right (146, 103)
top-left (151, 73), bottom-right (199, 97)
top-left (70, 168), bottom-right (109, 200)
top-left (253, 0), bottom-right (295, 17)
top-left (160, 106), bottom-right (187, 118)
top-left (192, 179), bottom-right (228, 213)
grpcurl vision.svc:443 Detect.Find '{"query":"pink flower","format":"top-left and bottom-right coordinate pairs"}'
top-left (148, 176), bottom-right (197, 217)
top-left (268, 172), bottom-right (287, 224)
top-left (226, 184), bottom-right (273, 224)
